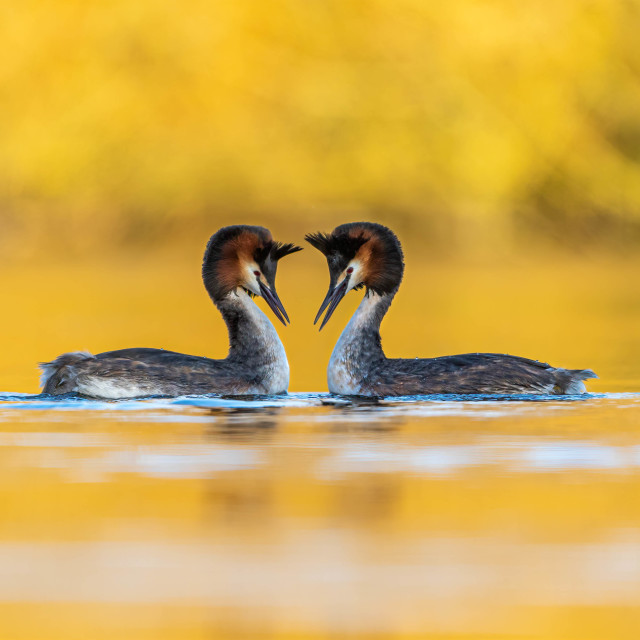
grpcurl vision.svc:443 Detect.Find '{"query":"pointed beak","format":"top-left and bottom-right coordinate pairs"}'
top-left (313, 287), bottom-right (333, 325)
top-left (315, 275), bottom-right (350, 330)
top-left (258, 280), bottom-right (290, 325)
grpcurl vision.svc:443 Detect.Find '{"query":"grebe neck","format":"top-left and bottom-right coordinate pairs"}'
top-left (327, 290), bottom-right (395, 394)
top-left (216, 290), bottom-right (285, 364)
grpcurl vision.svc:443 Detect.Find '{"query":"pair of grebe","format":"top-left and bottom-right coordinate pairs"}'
top-left (40, 222), bottom-right (596, 398)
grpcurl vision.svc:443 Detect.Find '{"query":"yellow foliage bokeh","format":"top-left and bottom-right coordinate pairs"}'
top-left (0, 0), bottom-right (639, 257)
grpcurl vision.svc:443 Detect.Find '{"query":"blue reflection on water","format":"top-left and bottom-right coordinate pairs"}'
top-left (521, 442), bottom-right (624, 469)
top-left (0, 390), bottom-right (627, 411)
top-left (316, 441), bottom-right (640, 477)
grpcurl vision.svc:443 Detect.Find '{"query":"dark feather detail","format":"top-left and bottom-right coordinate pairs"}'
top-left (254, 241), bottom-right (302, 299)
top-left (306, 222), bottom-right (404, 296)
top-left (304, 232), bottom-right (332, 255)
top-left (270, 241), bottom-right (303, 261)
top-left (253, 243), bottom-right (271, 266)
top-left (254, 241), bottom-right (302, 266)
top-left (305, 230), bottom-right (369, 261)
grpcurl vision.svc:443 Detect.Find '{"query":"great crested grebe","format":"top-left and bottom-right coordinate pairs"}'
top-left (40, 225), bottom-right (302, 398)
top-left (306, 222), bottom-right (597, 396)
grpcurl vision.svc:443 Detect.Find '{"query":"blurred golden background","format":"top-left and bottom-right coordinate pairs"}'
top-left (1, 0), bottom-right (639, 392)
top-left (1, 6), bottom-right (640, 640)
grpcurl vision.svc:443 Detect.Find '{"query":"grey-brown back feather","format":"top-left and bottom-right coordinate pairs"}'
top-left (364, 353), bottom-right (597, 395)
top-left (40, 348), bottom-right (271, 396)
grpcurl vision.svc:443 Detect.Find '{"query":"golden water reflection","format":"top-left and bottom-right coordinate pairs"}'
top-left (0, 395), bottom-right (638, 639)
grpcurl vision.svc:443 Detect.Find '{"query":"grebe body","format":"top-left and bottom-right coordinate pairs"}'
top-left (40, 226), bottom-right (301, 398)
top-left (307, 222), bottom-right (596, 396)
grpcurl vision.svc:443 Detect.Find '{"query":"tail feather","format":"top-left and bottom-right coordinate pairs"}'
top-left (39, 351), bottom-right (95, 394)
top-left (554, 368), bottom-right (598, 394)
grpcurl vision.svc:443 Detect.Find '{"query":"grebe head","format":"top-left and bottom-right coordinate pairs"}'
top-left (305, 222), bottom-right (404, 329)
top-left (203, 225), bottom-right (302, 324)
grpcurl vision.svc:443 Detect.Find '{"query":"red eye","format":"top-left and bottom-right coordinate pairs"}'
top-left (254, 271), bottom-right (261, 277)
top-left (347, 267), bottom-right (354, 274)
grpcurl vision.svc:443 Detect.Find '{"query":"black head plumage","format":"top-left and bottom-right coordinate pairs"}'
top-left (305, 221), bottom-right (404, 296)
top-left (203, 225), bottom-right (302, 303)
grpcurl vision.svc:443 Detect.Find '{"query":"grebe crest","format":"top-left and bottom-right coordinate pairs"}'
top-left (203, 225), bottom-right (301, 323)
top-left (305, 222), bottom-right (404, 328)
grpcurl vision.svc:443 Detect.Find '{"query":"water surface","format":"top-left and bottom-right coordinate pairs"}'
top-left (0, 391), bottom-right (638, 640)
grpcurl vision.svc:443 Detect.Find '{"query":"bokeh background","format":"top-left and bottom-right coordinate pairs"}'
top-left (1, 0), bottom-right (639, 391)
top-left (1, 6), bottom-right (640, 640)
